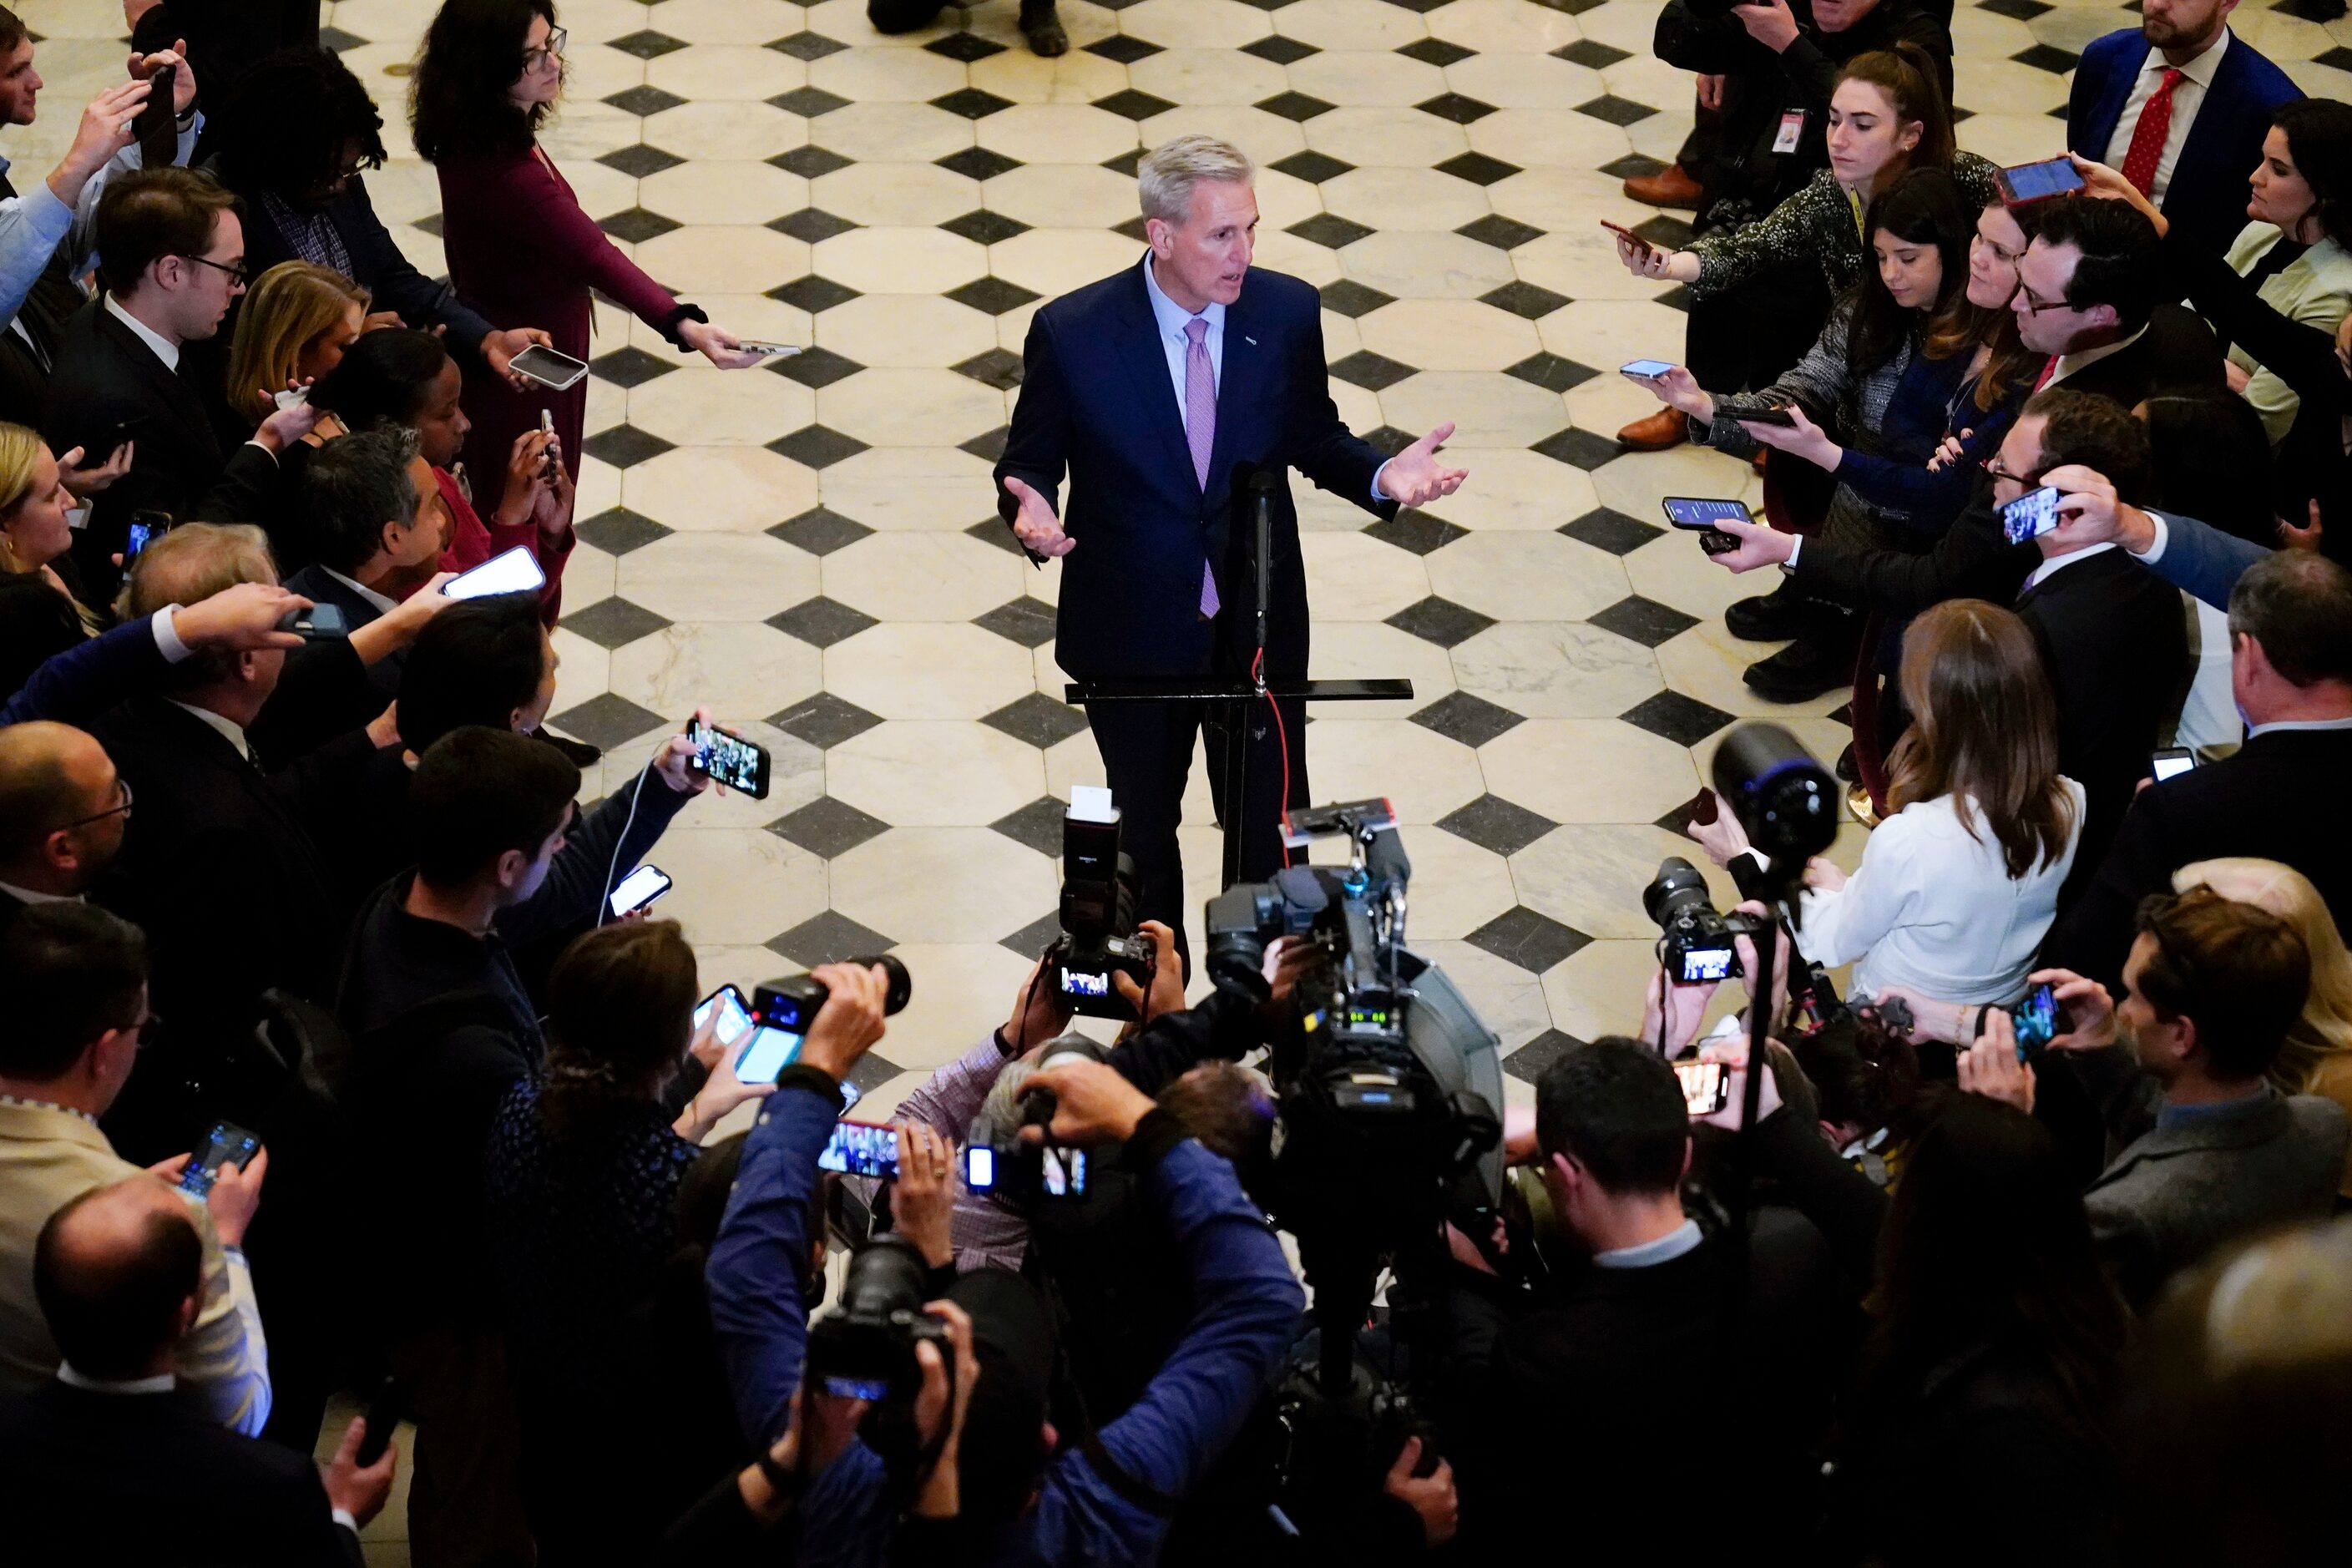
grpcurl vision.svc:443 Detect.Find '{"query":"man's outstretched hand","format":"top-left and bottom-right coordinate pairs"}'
top-left (1003, 475), bottom-right (1073, 558)
top-left (1377, 423), bottom-right (1469, 508)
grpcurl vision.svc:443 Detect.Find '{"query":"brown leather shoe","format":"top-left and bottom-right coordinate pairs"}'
top-left (1621, 162), bottom-right (1703, 210)
top-left (1616, 406), bottom-right (1688, 452)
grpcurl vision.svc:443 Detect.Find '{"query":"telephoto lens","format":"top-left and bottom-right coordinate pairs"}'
top-left (753, 954), bottom-right (912, 1034)
top-left (804, 1234), bottom-right (948, 1404)
top-left (1711, 723), bottom-right (1838, 867)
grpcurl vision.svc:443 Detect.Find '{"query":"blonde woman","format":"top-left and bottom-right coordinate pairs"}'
top-left (224, 261), bottom-right (371, 427)
top-left (2175, 857), bottom-right (2352, 1196)
top-left (0, 422), bottom-right (129, 634)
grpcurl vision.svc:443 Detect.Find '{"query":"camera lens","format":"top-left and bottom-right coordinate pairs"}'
top-left (847, 953), bottom-right (913, 1016)
top-left (1643, 857), bottom-right (1715, 929)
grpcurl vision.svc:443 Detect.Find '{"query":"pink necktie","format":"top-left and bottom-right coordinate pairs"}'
top-left (1185, 316), bottom-right (1220, 618)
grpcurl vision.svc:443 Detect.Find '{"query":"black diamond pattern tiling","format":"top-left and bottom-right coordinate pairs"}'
top-left (771, 31), bottom-right (851, 60)
top-left (1386, 595), bottom-right (1495, 649)
top-left (1468, 906), bottom-right (1591, 974)
top-left (1416, 93), bottom-right (1498, 125)
top-left (1242, 36), bottom-right (1320, 65)
top-left (1110, 215), bottom-right (1151, 243)
top-left (991, 797), bottom-right (1068, 857)
top-left (1620, 690), bottom-right (1735, 746)
top-left (984, 693), bottom-right (1091, 749)
top-left (953, 348), bottom-right (1025, 390)
top-left (1458, 214), bottom-right (1544, 250)
top-left (1000, 910), bottom-right (1065, 960)
top-left (1480, 281), bottom-right (1569, 319)
top-left (2011, 43), bottom-right (2079, 73)
top-left (588, 345), bottom-right (677, 388)
top-left (771, 346), bottom-right (865, 388)
top-left (972, 598), bottom-right (1058, 648)
top-left (932, 87), bottom-right (1015, 119)
top-left (768, 692), bottom-right (884, 751)
top-left (1588, 594), bottom-right (1700, 648)
top-left (1088, 34), bottom-right (1164, 63)
top-left (947, 276), bottom-right (1043, 316)
top-left (771, 207), bottom-right (860, 243)
top-left (1575, 94), bottom-right (1654, 126)
top-left (1328, 351), bottom-right (1415, 392)
top-left (769, 909), bottom-right (898, 969)
top-left (766, 275), bottom-right (861, 313)
top-left (411, 214), bottom-right (444, 239)
top-left (1506, 352), bottom-right (1599, 393)
top-left (966, 518), bottom-right (1028, 556)
top-left (599, 207), bottom-right (680, 244)
top-left (1978, 0), bottom-right (2051, 16)
top-left (1399, 37), bottom-right (1476, 66)
top-left (1528, 427), bottom-right (1615, 471)
top-left (842, 1050), bottom-right (904, 1099)
top-left (610, 28), bottom-right (688, 58)
top-left (1363, 425), bottom-right (1417, 458)
top-left (773, 145), bottom-right (854, 179)
top-left (1270, 150), bottom-right (1353, 184)
top-left (549, 694), bottom-right (667, 751)
top-left (604, 85), bottom-right (685, 117)
top-left (1411, 690), bottom-right (1523, 748)
top-left (2319, 45), bottom-right (2352, 72)
top-left (1364, 508), bottom-right (1469, 556)
top-left (574, 507), bottom-right (671, 556)
top-left (938, 146), bottom-right (1022, 181)
top-left (1257, 91), bottom-right (1338, 123)
top-left (767, 425), bottom-right (870, 469)
top-left (959, 426), bottom-right (1009, 463)
top-left (772, 86), bottom-right (852, 117)
top-left (581, 423), bottom-right (675, 469)
top-left (598, 142), bottom-right (685, 179)
top-left (1598, 153), bottom-right (1667, 181)
top-left (768, 507), bottom-right (874, 556)
top-left (1318, 279), bottom-right (1393, 318)
top-left (1288, 213), bottom-right (1375, 250)
top-left (1095, 89), bottom-right (1177, 121)
top-left (768, 796), bottom-right (891, 857)
top-left (1380, 0), bottom-right (1454, 13)
top-left (1560, 508), bottom-right (1662, 556)
top-left (560, 597), bottom-right (672, 650)
top-left (1634, 213), bottom-right (1695, 250)
top-left (2273, 0), bottom-right (2341, 20)
top-left (1101, 149), bottom-right (1146, 178)
top-left (1436, 151), bottom-right (1520, 186)
top-left (939, 209), bottom-right (1031, 245)
top-left (927, 31), bottom-right (1007, 60)
top-left (767, 596), bottom-right (879, 648)
top-left (1504, 1028), bottom-right (1586, 1085)
top-left (318, 25), bottom-right (367, 51)
top-left (1437, 793), bottom-right (1557, 857)
top-left (1554, 39), bottom-right (1630, 68)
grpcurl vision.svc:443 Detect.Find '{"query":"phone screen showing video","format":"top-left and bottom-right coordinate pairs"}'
top-left (2000, 485), bottom-right (2061, 544)
top-left (1674, 1060), bottom-right (1731, 1117)
top-left (817, 1120), bottom-right (900, 1178)
top-left (2010, 984), bottom-right (2059, 1060)
top-left (2001, 159), bottom-right (2084, 201)
top-left (690, 721), bottom-right (771, 799)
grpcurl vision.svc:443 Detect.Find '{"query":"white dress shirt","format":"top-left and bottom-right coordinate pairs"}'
top-left (2024, 540), bottom-right (2117, 590)
top-left (321, 565), bottom-right (397, 616)
top-left (2046, 323), bottom-right (2147, 391)
top-left (104, 291), bottom-right (180, 372)
top-left (2101, 27), bottom-right (2231, 206)
top-left (1801, 782), bottom-right (2087, 1004)
top-left (2248, 715), bottom-right (2352, 740)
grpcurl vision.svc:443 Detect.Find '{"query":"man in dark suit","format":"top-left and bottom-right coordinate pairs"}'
top-left (0, 1175), bottom-right (390, 1565)
top-left (282, 427), bottom-right (453, 706)
top-left (2066, 0), bottom-right (2301, 257)
top-left (0, 721), bottom-right (129, 935)
top-left (2013, 195), bottom-right (2223, 402)
top-left (995, 134), bottom-right (1466, 951)
top-left (44, 166), bottom-right (314, 602)
top-left (2049, 549), bottom-right (2352, 990)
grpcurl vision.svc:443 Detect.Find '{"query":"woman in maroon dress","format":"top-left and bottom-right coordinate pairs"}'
top-left (409, 0), bottom-right (761, 521)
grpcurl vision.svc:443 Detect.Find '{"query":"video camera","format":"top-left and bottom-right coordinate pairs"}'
top-left (1046, 787), bottom-right (1157, 1020)
top-left (753, 953), bottom-right (912, 1034)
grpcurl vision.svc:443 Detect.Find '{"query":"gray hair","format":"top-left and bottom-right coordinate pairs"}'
top-left (2226, 547), bottom-right (2352, 688)
top-left (305, 425), bottom-right (424, 577)
top-left (1138, 134), bottom-right (1254, 227)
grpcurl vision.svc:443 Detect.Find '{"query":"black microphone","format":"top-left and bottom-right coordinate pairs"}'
top-left (1247, 468), bottom-right (1278, 678)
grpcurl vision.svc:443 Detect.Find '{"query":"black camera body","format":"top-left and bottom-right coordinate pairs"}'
top-left (1645, 857), bottom-right (1771, 984)
top-left (1050, 789), bottom-right (1156, 1019)
top-left (804, 1233), bottom-right (948, 1411)
top-left (963, 1037), bottom-right (1105, 1206)
top-left (753, 954), bottom-right (912, 1034)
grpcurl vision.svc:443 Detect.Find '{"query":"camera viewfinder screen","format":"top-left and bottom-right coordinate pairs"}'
top-left (825, 1375), bottom-right (890, 1401)
top-left (818, 1120), bottom-right (899, 1178)
top-left (733, 1026), bottom-right (802, 1085)
top-left (964, 1146), bottom-right (997, 1190)
top-left (1681, 947), bottom-right (1735, 983)
top-left (1041, 1147), bottom-right (1085, 1196)
top-left (1061, 968), bottom-right (1111, 997)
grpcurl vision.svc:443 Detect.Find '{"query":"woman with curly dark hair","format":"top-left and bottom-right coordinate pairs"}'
top-left (409, 0), bottom-right (761, 529)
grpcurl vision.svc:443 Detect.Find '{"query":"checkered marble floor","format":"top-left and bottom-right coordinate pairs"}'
top-left (18, 0), bottom-right (2352, 1104)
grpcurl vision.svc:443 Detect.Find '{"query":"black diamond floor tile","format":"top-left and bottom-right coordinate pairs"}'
top-left (767, 692), bottom-right (885, 751)
top-left (1506, 352), bottom-right (1598, 393)
top-left (1598, 153), bottom-right (1666, 181)
top-left (1242, 35), bottom-right (1319, 64)
top-left (2319, 45), bottom-right (2352, 72)
top-left (972, 597), bottom-right (1058, 648)
top-left (1588, 594), bottom-right (1700, 648)
top-left (766, 595), bottom-right (879, 648)
top-left (767, 506), bottom-right (874, 556)
top-left (604, 85), bottom-right (685, 117)
top-left (599, 207), bottom-right (680, 244)
top-left (1553, 38), bottom-right (1630, 68)
top-left (411, 214), bottom-right (444, 239)
top-left (932, 87), bottom-right (1015, 119)
top-left (318, 25), bottom-right (367, 52)
top-left (1271, 149), bottom-right (1353, 184)
top-left (598, 142), bottom-right (685, 179)
top-left (771, 145), bottom-right (854, 180)
top-left (939, 209), bottom-right (1031, 245)
top-left (609, 28), bottom-right (688, 59)
top-left (1095, 88), bottom-right (1177, 120)
top-left (574, 507), bottom-right (671, 556)
top-left (1088, 34), bottom-right (1164, 63)
top-left (770, 31), bottom-right (851, 60)
top-left (959, 426), bottom-right (1009, 463)
top-left (1386, 595), bottom-right (1496, 649)
top-left (581, 423), bottom-right (675, 469)
top-left (768, 796), bottom-right (892, 857)
top-left (767, 275), bottom-right (861, 313)
top-left (771, 207), bottom-right (860, 243)
top-left (1468, 905), bottom-right (1591, 973)
top-left (771, 86), bottom-right (852, 118)
top-left (983, 692), bottom-right (1090, 748)
top-left (1362, 425), bottom-right (1417, 458)
top-left (1399, 37), bottom-right (1476, 66)
top-left (1110, 215), bottom-right (1150, 243)
top-left (2011, 43), bottom-right (2079, 73)
top-left (771, 345), bottom-right (865, 388)
top-left (1417, 92), bottom-right (1498, 124)
top-left (549, 693), bottom-right (668, 751)
top-left (1328, 350), bottom-right (1416, 392)
top-left (927, 30), bottom-right (1007, 60)
top-left (967, 518), bottom-right (1027, 556)
top-left (1101, 148), bottom-right (1146, 178)
top-left (1634, 213), bottom-right (1694, 250)
top-left (991, 797), bottom-right (1068, 857)
top-left (1503, 1028), bottom-right (1586, 1085)
top-left (1531, 427), bottom-right (1620, 470)
top-left (1257, 90), bottom-right (1338, 122)
top-left (953, 347), bottom-right (1025, 389)
top-left (1364, 508), bottom-right (1469, 555)
top-left (1379, 0), bottom-right (1453, 13)
top-left (1411, 690), bottom-right (1523, 747)
top-left (589, 345), bottom-right (677, 388)
top-left (1319, 279), bottom-right (1394, 318)
top-left (2272, 0), bottom-right (2342, 23)
top-left (1290, 212), bottom-right (1376, 250)
top-left (938, 146), bottom-right (1022, 181)
top-left (946, 276), bottom-right (1043, 315)
top-left (560, 596), bottom-right (672, 650)
top-left (1977, 0), bottom-right (2051, 15)
top-left (1480, 280), bottom-right (1569, 319)
top-left (1620, 690), bottom-right (1735, 746)
top-left (1457, 213), bottom-right (1543, 250)
top-left (999, 910), bottom-right (1065, 960)
top-left (767, 424), bottom-right (871, 469)
top-left (1436, 151), bottom-right (1520, 186)
top-left (1576, 94), bottom-right (1656, 126)
top-left (1437, 793), bottom-right (1557, 857)
top-left (768, 909), bottom-right (898, 969)
top-left (1559, 508), bottom-right (1662, 556)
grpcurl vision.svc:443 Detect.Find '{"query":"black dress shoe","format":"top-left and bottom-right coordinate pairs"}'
top-left (1834, 742), bottom-right (1859, 784)
top-left (534, 729), bottom-right (602, 766)
top-left (1019, 0), bottom-right (1068, 54)
top-left (1725, 579), bottom-right (1808, 642)
top-left (1743, 638), bottom-right (1854, 703)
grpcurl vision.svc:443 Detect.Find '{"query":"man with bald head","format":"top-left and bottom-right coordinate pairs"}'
top-left (0, 1176), bottom-right (392, 1564)
top-left (0, 720), bottom-right (128, 930)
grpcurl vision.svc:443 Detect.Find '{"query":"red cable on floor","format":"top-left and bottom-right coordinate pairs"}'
top-left (1256, 649), bottom-right (1292, 868)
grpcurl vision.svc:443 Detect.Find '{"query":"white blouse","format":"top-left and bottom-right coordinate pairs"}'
top-left (1799, 782), bottom-right (2086, 1005)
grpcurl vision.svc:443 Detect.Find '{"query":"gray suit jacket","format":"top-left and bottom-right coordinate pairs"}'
top-left (2066, 1045), bottom-right (2349, 1307)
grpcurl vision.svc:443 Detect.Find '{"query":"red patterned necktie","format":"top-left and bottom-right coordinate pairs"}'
top-left (2033, 356), bottom-right (2059, 392)
top-left (2119, 68), bottom-right (2185, 196)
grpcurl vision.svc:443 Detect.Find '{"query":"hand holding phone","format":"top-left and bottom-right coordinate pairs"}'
top-left (1674, 1058), bottom-right (1732, 1117)
top-left (1995, 158), bottom-right (2086, 205)
top-left (1621, 358), bottom-right (1676, 380)
top-left (134, 62), bottom-right (177, 169)
top-left (276, 602), bottom-right (348, 640)
top-left (817, 1119), bottom-right (902, 1178)
top-left (2008, 982), bottom-right (2059, 1061)
top-left (606, 863), bottom-right (672, 918)
top-left (1601, 219), bottom-right (1656, 260)
top-left (444, 544), bottom-right (548, 601)
top-left (685, 717), bottom-right (771, 800)
top-left (507, 344), bottom-right (590, 392)
top-left (738, 340), bottom-right (806, 357)
top-left (179, 1121), bottom-right (260, 1198)
top-left (2150, 746), bottom-right (2197, 782)
top-left (2000, 484), bottom-right (2061, 544)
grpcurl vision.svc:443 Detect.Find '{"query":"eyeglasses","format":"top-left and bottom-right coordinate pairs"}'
top-left (2014, 285), bottom-right (2076, 316)
top-left (178, 254), bottom-right (251, 287)
top-left (58, 777), bottom-right (133, 832)
top-left (524, 26), bottom-right (567, 70)
top-left (1980, 457), bottom-right (2044, 486)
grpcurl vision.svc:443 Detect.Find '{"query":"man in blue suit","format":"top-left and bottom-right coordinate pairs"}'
top-left (2066, 0), bottom-right (2302, 256)
top-left (995, 134), bottom-right (1467, 955)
